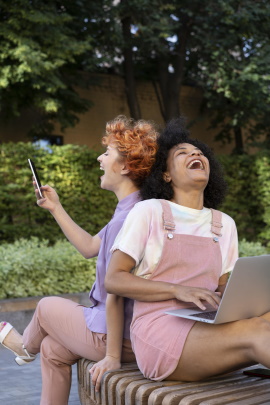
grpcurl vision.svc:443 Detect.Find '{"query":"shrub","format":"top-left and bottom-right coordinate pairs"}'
top-left (218, 154), bottom-right (264, 243)
top-left (0, 238), bottom-right (96, 299)
top-left (255, 155), bottom-right (270, 245)
top-left (0, 237), bottom-right (268, 300)
top-left (0, 142), bottom-right (117, 244)
top-left (238, 239), bottom-right (270, 258)
top-left (2, 142), bottom-right (270, 251)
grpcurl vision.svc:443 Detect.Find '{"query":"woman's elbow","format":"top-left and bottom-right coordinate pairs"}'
top-left (104, 274), bottom-right (116, 294)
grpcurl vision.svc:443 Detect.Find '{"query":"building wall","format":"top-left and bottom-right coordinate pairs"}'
top-left (0, 73), bottom-right (233, 154)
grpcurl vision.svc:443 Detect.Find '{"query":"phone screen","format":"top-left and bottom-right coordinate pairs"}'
top-left (28, 158), bottom-right (43, 198)
top-left (243, 368), bottom-right (270, 378)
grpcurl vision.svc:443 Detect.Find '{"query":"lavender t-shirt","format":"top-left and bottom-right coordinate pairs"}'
top-left (83, 191), bottom-right (140, 340)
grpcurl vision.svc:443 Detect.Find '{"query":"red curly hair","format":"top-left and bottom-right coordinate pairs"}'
top-left (102, 115), bottom-right (158, 187)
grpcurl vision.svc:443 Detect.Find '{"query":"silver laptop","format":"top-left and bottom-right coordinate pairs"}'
top-left (165, 255), bottom-right (270, 324)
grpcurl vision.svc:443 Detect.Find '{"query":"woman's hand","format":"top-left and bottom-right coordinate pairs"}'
top-left (33, 182), bottom-right (60, 212)
top-left (89, 355), bottom-right (121, 392)
top-left (174, 285), bottom-right (221, 310)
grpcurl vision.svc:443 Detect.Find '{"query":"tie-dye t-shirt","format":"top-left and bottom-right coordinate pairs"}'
top-left (111, 199), bottom-right (238, 279)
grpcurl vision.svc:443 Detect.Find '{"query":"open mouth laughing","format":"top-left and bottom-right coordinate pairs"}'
top-left (100, 166), bottom-right (105, 179)
top-left (187, 159), bottom-right (204, 170)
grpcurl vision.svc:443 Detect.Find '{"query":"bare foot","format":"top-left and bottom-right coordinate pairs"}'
top-left (0, 322), bottom-right (26, 357)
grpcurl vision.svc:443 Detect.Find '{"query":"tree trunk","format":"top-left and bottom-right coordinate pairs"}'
top-left (152, 80), bottom-right (166, 122)
top-left (156, 17), bottom-right (191, 122)
top-left (233, 126), bottom-right (244, 154)
top-left (121, 14), bottom-right (141, 120)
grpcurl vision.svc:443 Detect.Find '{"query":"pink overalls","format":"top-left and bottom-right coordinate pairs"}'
top-left (130, 200), bottom-right (223, 381)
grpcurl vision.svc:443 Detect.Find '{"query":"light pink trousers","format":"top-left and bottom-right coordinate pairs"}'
top-left (23, 297), bottom-right (134, 405)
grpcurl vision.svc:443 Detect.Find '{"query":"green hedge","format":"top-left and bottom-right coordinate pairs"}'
top-left (1, 142), bottom-right (270, 245)
top-left (239, 239), bottom-right (269, 257)
top-left (0, 238), bottom-right (96, 299)
top-left (2, 143), bottom-right (270, 299)
top-left (255, 155), bottom-right (270, 244)
top-left (219, 153), bottom-right (270, 244)
top-left (0, 237), bottom-right (267, 299)
top-left (0, 142), bottom-right (117, 244)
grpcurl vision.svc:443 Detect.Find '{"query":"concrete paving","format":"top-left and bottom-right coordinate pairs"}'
top-left (0, 294), bottom-right (91, 404)
top-left (0, 294), bottom-right (92, 403)
top-left (0, 344), bottom-right (81, 404)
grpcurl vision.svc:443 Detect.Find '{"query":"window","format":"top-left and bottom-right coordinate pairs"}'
top-left (33, 135), bottom-right (63, 151)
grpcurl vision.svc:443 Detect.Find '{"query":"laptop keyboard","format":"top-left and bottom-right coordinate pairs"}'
top-left (191, 310), bottom-right (217, 320)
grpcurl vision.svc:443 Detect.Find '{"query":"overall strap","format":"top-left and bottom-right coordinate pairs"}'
top-left (210, 209), bottom-right (223, 239)
top-left (159, 200), bottom-right (175, 237)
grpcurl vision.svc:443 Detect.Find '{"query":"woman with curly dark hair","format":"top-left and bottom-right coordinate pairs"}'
top-left (140, 116), bottom-right (227, 208)
top-left (105, 117), bottom-right (269, 382)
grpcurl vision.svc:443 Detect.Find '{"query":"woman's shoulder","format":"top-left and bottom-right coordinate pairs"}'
top-left (133, 198), bottom-right (163, 212)
top-left (219, 210), bottom-right (237, 229)
top-left (125, 199), bottom-right (163, 224)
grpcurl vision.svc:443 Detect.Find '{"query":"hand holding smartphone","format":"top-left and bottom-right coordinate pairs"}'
top-left (28, 158), bottom-right (43, 198)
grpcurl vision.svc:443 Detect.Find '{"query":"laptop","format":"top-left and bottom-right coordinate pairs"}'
top-left (165, 255), bottom-right (270, 324)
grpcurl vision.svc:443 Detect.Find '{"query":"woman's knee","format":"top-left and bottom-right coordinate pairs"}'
top-left (248, 316), bottom-right (270, 334)
top-left (36, 296), bottom-right (63, 322)
top-left (36, 296), bottom-right (53, 312)
top-left (244, 317), bottom-right (270, 355)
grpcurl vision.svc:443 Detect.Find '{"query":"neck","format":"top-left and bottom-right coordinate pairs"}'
top-left (115, 182), bottom-right (139, 202)
top-left (171, 190), bottom-right (204, 210)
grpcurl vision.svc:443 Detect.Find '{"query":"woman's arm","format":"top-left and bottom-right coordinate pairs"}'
top-left (216, 273), bottom-right (229, 296)
top-left (35, 184), bottom-right (101, 258)
top-left (89, 294), bottom-right (124, 392)
top-left (216, 216), bottom-right (238, 297)
top-left (105, 250), bottom-right (221, 310)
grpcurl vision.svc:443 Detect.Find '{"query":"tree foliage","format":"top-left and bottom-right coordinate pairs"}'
top-left (103, 0), bottom-right (270, 151)
top-left (195, 0), bottom-right (270, 152)
top-left (1, 0), bottom-right (270, 152)
top-left (0, 0), bottom-right (96, 137)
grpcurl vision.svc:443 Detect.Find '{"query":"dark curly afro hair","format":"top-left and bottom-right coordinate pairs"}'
top-left (140, 117), bottom-right (227, 209)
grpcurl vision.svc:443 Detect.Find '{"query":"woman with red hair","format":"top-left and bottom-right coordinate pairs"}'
top-left (0, 116), bottom-right (158, 405)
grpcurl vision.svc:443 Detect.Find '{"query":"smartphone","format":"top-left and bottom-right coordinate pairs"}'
top-left (28, 158), bottom-right (43, 198)
top-left (243, 368), bottom-right (270, 378)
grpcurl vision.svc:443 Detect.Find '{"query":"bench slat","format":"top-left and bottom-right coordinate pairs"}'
top-left (147, 374), bottom-right (254, 405)
top-left (77, 360), bottom-right (270, 405)
top-left (115, 373), bottom-right (149, 405)
top-left (199, 386), bottom-right (270, 405)
top-left (176, 379), bottom-right (270, 405)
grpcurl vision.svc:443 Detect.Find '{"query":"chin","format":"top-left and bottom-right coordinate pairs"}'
top-left (190, 174), bottom-right (207, 181)
top-left (191, 178), bottom-right (209, 190)
top-left (99, 180), bottom-right (105, 190)
top-left (100, 182), bottom-right (113, 193)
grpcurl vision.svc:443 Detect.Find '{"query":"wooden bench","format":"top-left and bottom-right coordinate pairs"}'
top-left (77, 359), bottom-right (270, 404)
